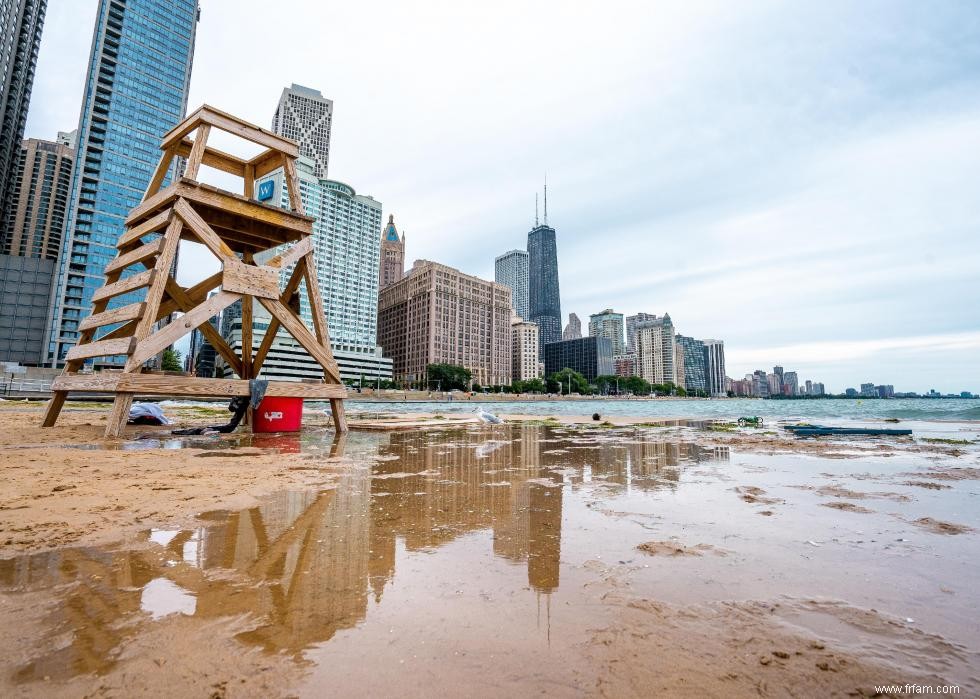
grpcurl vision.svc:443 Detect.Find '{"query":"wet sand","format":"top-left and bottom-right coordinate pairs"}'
top-left (1, 403), bottom-right (978, 697)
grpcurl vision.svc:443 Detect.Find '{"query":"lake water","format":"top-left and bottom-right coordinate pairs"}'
top-left (345, 397), bottom-right (980, 423)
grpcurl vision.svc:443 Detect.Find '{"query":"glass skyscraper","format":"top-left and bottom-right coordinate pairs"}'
top-left (494, 249), bottom-right (528, 320)
top-left (675, 334), bottom-right (707, 394)
top-left (527, 223), bottom-right (561, 356)
top-left (46, 0), bottom-right (198, 366)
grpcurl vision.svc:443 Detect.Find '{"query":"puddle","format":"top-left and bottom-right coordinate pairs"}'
top-left (1, 424), bottom-right (978, 695)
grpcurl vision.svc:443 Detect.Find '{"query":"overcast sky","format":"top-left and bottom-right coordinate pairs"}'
top-left (25, 0), bottom-right (980, 393)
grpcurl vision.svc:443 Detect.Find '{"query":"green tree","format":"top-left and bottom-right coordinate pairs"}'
top-left (623, 375), bottom-right (651, 396)
top-left (547, 368), bottom-right (589, 395)
top-left (426, 363), bottom-right (472, 391)
top-left (161, 348), bottom-right (183, 372)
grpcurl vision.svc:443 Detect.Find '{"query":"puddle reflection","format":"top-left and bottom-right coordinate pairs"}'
top-left (0, 425), bottom-right (728, 682)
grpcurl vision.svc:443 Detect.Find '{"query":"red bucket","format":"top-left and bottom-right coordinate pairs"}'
top-left (253, 397), bottom-right (303, 433)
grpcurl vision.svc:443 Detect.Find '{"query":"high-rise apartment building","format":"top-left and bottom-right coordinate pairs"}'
top-left (2, 136), bottom-right (74, 258)
top-left (613, 353), bottom-right (636, 378)
top-left (0, 134), bottom-right (74, 365)
top-left (626, 312), bottom-right (658, 353)
top-left (495, 249), bottom-right (528, 320)
top-left (272, 84), bottom-right (333, 179)
top-left (675, 335), bottom-right (707, 394)
top-left (528, 215), bottom-right (560, 356)
top-left (588, 308), bottom-right (625, 356)
top-left (543, 336), bottom-right (614, 383)
top-left (379, 214), bottom-right (404, 290)
top-left (0, 0), bottom-right (46, 230)
top-left (704, 339), bottom-right (726, 397)
top-left (378, 260), bottom-right (512, 387)
top-left (783, 371), bottom-right (799, 396)
top-left (635, 314), bottom-right (675, 386)
top-left (511, 318), bottom-right (539, 382)
top-left (563, 312), bottom-right (581, 340)
top-left (46, 0), bottom-right (199, 366)
top-left (231, 157), bottom-right (391, 381)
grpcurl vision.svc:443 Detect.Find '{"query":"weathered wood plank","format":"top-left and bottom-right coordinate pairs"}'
top-left (78, 302), bottom-right (146, 332)
top-left (283, 155), bottom-right (303, 213)
top-left (182, 124), bottom-right (211, 180)
top-left (91, 270), bottom-right (153, 304)
top-left (175, 137), bottom-right (247, 177)
top-left (252, 263), bottom-right (305, 374)
top-left (65, 337), bottom-right (136, 362)
top-left (222, 259), bottom-right (280, 299)
top-left (51, 374), bottom-right (347, 399)
top-left (266, 236), bottom-right (312, 269)
top-left (144, 147), bottom-right (176, 199)
top-left (128, 290), bottom-right (241, 368)
top-left (105, 393), bottom-right (134, 438)
top-left (117, 209), bottom-right (172, 250)
top-left (103, 238), bottom-right (164, 275)
top-left (173, 197), bottom-right (236, 260)
top-left (164, 277), bottom-right (242, 376)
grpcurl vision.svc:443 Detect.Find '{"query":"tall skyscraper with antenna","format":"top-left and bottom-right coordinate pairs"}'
top-left (527, 179), bottom-right (561, 357)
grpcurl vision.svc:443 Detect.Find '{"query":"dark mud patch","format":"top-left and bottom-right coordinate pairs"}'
top-left (911, 518), bottom-right (974, 535)
top-left (733, 486), bottom-right (782, 505)
top-left (820, 501), bottom-right (873, 514)
top-left (903, 480), bottom-right (952, 490)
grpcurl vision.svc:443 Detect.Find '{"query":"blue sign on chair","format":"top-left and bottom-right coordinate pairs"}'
top-left (257, 180), bottom-right (275, 201)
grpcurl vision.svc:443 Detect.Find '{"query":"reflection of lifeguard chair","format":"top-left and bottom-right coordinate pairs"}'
top-left (43, 105), bottom-right (347, 437)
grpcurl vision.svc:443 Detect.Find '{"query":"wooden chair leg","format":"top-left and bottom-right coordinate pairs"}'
top-left (105, 393), bottom-right (134, 438)
top-left (42, 391), bottom-right (68, 427)
top-left (330, 398), bottom-right (348, 433)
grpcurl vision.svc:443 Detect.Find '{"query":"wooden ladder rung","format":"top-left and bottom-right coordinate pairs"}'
top-left (117, 209), bottom-right (171, 249)
top-left (78, 301), bottom-right (146, 332)
top-left (65, 337), bottom-right (136, 362)
top-left (91, 270), bottom-right (155, 303)
top-left (104, 238), bottom-right (164, 275)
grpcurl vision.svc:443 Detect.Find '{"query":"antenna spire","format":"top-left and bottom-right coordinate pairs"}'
top-left (543, 174), bottom-right (548, 226)
top-left (535, 192), bottom-right (539, 227)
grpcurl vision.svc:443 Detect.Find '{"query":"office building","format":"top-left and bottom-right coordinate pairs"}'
top-left (754, 370), bottom-right (770, 397)
top-left (0, 0), bottom-right (46, 230)
top-left (805, 379), bottom-right (812, 395)
top-left (378, 260), bottom-right (512, 387)
top-left (704, 339), bottom-right (726, 397)
top-left (543, 336), bottom-right (614, 383)
top-left (812, 382), bottom-right (825, 396)
top-left (46, 0), bottom-right (199, 367)
top-left (675, 335), bottom-right (706, 394)
top-left (588, 308), bottom-right (625, 355)
top-left (783, 371), bottom-right (799, 396)
top-left (772, 365), bottom-right (784, 395)
top-left (495, 249), bottom-right (528, 320)
top-left (230, 157), bottom-right (392, 381)
top-left (511, 318), bottom-right (539, 382)
top-left (271, 84), bottom-right (333, 178)
top-left (634, 314), bottom-right (675, 386)
top-left (673, 340), bottom-right (686, 389)
top-left (527, 190), bottom-right (561, 356)
top-left (767, 372), bottom-right (780, 396)
top-left (860, 382), bottom-right (877, 397)
top-left (0, 254), bottom-right (51, 363)
top-left (626, 312), bottom-right (657, 353)
top-left (875, 384), bottom-right (894, 398)
top-left (613, 352), bottom-right (636, 378)
top-left (562, 312), bottom-right (581, 340)
top-left (2, 136), bottom-right (74, 258)
top-left (379, 214), bottom-right (404, 290)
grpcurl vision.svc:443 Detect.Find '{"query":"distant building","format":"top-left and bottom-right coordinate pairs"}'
top-left (730, 376), bottom-right (753, 397)
top-left (772, 366), bottom-right (784, 395)
top-left (588, 308), bottom-right (625, 356)
top-left (0, 0), bottom-right (46, 232)
top-left (635, 314), bottom-right (675, 386)
top-left (543, 336), bottom-right (614, 383)
top-left (767, 372), bottom-right (780, 396)
top-left (511, 318), bottom-right (539, 382)
top-left (675, 335), bottom-right (707, 394)
top-left (704, 339), bottom-right (726, 396)
top-left (805, 379), bottom-right (813, 395)
top-left (673, 340), bottom-right (686, 389)
top-left (46, 0), bottom-right (199, 366)
top-left (811, 382), bottom-right (825, 396)
top-left (845, 387), bottom-right (859, 397)
top-left (860, 382), bottom-right (877, 397)
top-left (783, 371), bottom-right (799, 396)
top-left (527, 196), bottom-right (561, 356)
top-left (875, 384), bottom-right (894, 398)
top-left (379, 214), bottom-right (405, 291)
top-left (626, 312), bottom-right (657, 353)
top-left (378, 260), bottom-right (512, 387)
top-left (495, 249), bottom-right (529, 321)
top-left (2, 137), bottom-right (74, 259)
top-left (754, 370), bottom-right (770, 398)
top-left (272, 84), bottom-right (333, 178)
top-left (562, 312), bottom-right (582, 340)
top-left (613, 352), bottom-right (636, 378)
top-left (0, 255), bottom-right (52, 364)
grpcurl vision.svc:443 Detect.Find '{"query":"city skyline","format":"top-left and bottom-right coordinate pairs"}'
top-left (20, 0), bottom-right (980, 392)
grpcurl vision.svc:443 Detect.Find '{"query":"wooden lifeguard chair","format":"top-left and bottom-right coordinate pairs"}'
top-left (43, 105), bottom-right (348, 437)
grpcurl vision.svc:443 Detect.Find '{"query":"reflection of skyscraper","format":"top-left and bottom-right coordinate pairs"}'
top-left (528, 186), bottom-right (561, 357)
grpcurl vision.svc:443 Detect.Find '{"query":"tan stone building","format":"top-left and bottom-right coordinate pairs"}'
top-left (1, 136), bottom-right (74, 259)
top-left (378, 260), bottom-right (512, 386)
top-left (635, 313), bottom-right (676, 385)
top-left (511, 318), bottom-right (540, 381)
top-left (378, 214), bottom-right (404, 290)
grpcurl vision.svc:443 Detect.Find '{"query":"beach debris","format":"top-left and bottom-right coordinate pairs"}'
top-left (592, 413), bottom-right (601, 421)
top-left (737, 416), bottom-right (763, 427)
top-left (785, 424), bottom-right (912, 437)
top-left (128, 403), bottom-right (170, 426)
top-left (805, 540), bottom-right (823, 547)
top-left (475, 407), bottom-right (502, 424)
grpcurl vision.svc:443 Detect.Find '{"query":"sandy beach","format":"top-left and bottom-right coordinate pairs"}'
top-left (1, 401), bottom-right (978, 697)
